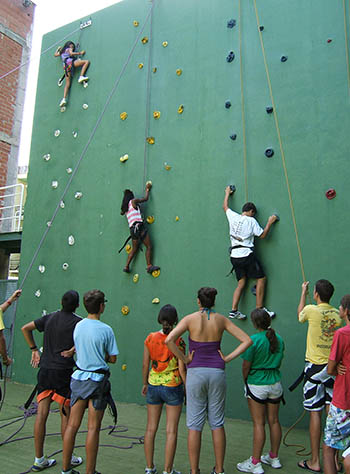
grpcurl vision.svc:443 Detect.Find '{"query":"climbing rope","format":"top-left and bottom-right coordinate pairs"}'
top-left (19, 1), bottom-right (156, 291)
top-left (0, 26), bottom-right (81, 81)
top-left (253, 0), bottom-right (307, 283)
top-left (343, 0), bottom-right (350, 100)
top-left (142, 0), bottom-right (155, 187)
top-left (282, 410), bottom-right (310, 456)
top-left (238, 0), bottom-right (248, 202)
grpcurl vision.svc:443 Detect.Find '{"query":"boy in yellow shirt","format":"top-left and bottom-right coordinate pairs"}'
top-left (297, 280), bottom-right (341, 473)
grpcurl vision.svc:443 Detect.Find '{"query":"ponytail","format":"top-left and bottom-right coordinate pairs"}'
top-left (265, 326), bottom-right (279, 353)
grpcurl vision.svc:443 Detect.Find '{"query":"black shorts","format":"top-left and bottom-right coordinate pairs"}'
top-left (37, 367), bottom-right (73, 400)
top-left (130, 221), bottom-right (148, 241)
top-left (230, 252), bottom-right (265, 281)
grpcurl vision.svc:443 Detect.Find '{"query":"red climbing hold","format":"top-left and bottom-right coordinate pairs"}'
top-left (325, 188), bottom-right (336, 200)
top-left (327, 39), bottom-right (332, 43)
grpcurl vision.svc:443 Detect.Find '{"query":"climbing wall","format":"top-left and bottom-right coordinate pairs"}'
top-left (13, 0), bottom-right (350, 426)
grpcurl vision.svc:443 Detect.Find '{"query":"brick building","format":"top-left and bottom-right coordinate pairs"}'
top-left (0, 0), bottom-right (35, 275)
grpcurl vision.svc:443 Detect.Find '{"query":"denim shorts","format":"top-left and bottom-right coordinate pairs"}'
top-left (146, 384), bottom-right (184, 406)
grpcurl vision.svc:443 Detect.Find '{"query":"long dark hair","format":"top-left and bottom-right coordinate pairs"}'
top-left (62, 41), bottom-right (75, 53)
top-left (251, 308), bottom-right (279, 353)
top-left (197, 287), bottom-right (217, 309)
top-left (120, 189), bottom-right (134, 215)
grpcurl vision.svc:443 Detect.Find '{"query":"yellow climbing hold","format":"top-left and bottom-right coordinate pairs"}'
top-left (147, 215), bottom-right (155, 224)
top-left (152, 298), bottom-right (160, 304)
top-left (121, 306), bottom-right (129, 315)
top-left (122, 364), bottom-right (127, 371)
top-left (152, 269), bottom-right (160, 278)
top-left (164, 163), bottom-right (171, 170)
top-left (146, 137), bottom-right (155, 144)
top-left (120, 154), bottom-right (129, 163)
top-left (142, 37), bottom-right (148, 44)
top-left (120, 112), bottom-right (128, 120)
top-left (125, 244), bottom-right (132, 254)
top-left (153, 111), bottom-right (161, 119)
top-left (178, 105), bottom-right (184, 114)
top-left (133, 273), bottom-right (139, 283)
top-left (138, 63), bottom-right (144, 69)
top-left (162, 41), bottom-right (168, 47)
top-left (176, 69), bottom-right (182, 76)
top-left (133, 20), bottom-right (139, 27)
top-left (152, 67), bottom-right (157, 73)
top-left (175, 216), bottom-right (180, 221)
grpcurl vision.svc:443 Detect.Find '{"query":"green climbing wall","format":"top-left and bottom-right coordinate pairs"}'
top-left (13, 0), bottom-right (350, 427)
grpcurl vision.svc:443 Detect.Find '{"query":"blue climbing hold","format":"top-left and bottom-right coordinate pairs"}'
top-left (280, 55), bottom-right (288, 62)
top-left (266, 106), bottom-right (273, 114)
top-left (226, 51), bottom-right (235, 63)
top-left (230, 134), bottom-right (237, 140)
top-left (265, 148), bottom-right (274, 158)
top-left (225, 101), bottom-right (231, 109)
top-left (229, 184), bottom-right (236, 193)
top-left (259, 25), bottom-right (264, 31)
top-left (227, 19), bottom-right (236, 28)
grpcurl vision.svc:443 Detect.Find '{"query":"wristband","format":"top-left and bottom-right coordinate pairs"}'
top-left (30, 345), bottom-right (37, 350)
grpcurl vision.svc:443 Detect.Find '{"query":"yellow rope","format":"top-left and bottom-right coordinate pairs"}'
top-left (253, 0), bottom-right (307, 283)
top-left (238, 0), bottom-right (248, 201)
top-left (343, 0), bottom-right (350, 99)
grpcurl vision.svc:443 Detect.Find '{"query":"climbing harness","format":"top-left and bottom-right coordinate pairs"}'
top-left (245, 380), bottom-right (285, 405)
top-left (118, 221), bottom-right (147, 253)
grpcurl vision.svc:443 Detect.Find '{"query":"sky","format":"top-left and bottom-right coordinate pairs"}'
top-left (18, 0), bottom-right (122, 165)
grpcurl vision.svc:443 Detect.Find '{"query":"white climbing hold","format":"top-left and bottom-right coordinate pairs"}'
top-left (60, 106), bottom-right (66, 113)
top-left (82, 103), bottom-right (88, 109)
top-left (51, 181), bottom-right (58, 189)
top-left (72, 131), bottom-right (78, 138)
top-left (83, 81), bottom-right (88, 88)
top-left (54, 130), bottom-right (60, 137)
top-left (68, 235), bottom-right (75, 246)
top-left (66, 168), bottom-right (72, 174)
top-left (47, 221), bottom-right (52, 227)
top-left (41, 310), bottom-right (47, 316)
top-left (35, 289), bottom-right (41, 298)
top-left (74, 192), bottom-right (83, 199)
top-left (60, 200), bottom-right (65, 208)
top-left (38, 265), bottom-right (45, 273)
top-left (43, 154), bottom-right (51, 161)
top-left (62, 262), bottom-right (69, 270)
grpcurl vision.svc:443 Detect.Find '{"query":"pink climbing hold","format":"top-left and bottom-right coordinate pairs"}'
top-left (327, 39), bottom-right (332, 43)
top-left (325, 188), bottom-right (336, 200)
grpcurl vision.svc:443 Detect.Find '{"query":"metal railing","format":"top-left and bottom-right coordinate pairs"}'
top-left (0, 183), bottom-right (25, 232)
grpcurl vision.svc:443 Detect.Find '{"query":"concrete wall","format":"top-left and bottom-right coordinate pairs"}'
top-left (13, 0), bottom-right (350, 427)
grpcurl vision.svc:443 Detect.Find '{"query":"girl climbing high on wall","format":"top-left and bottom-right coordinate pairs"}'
top-left (54, 41), bottom-right (90, 108)
top-left (120, 182), bottom-right (160, 274)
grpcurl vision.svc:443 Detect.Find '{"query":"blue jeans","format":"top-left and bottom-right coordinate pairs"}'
top-left (146, 384), bottom-right (184, 406)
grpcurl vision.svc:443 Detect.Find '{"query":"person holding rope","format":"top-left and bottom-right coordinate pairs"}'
top-left (120, 182), bottom-right (160, 274)
top-left (235, 308), bottom-right (285, 474)
top-left (166, 287), bottom-right (252, 474)
top-left (297, 280), bottom-right (341, 473)
top-left (61, 289), bottom-right (118, 474)
top-left (21, 290), bottom-right (83, 472)
top-left (0, 289), bottom-right (21, 368)
top-left (323, 294), bottom-right (350, 474)
top-left (223, 186), bottom-right (278, 320)
top-left (54, 41), bottom-right (90, 108)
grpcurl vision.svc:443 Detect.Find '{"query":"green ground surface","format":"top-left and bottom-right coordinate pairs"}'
top-left (0, 381), bottom-right (312, 474)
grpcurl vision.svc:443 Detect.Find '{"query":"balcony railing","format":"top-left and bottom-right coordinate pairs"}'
top-left (0, 184), bottom-right (25, 232)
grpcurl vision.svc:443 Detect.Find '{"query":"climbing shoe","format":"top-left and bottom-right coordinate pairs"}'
top-left (32, 456), bottom-right (56, 471)
top-left (146, 265), bottom-right (160, 274)
top-left (59, 98), bottom-right (67, 107)
top-left (262, 307), bottom-right (276, 319)
top-left (228, 310), bottom-right (247, 320)
top-left (78, 75), bottom-right (89, 83)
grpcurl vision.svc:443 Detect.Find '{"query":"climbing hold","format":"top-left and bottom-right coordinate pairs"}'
top-left (251, 285), bottom-right (257, 296)
top-left (229, 185), bottom-right (236, 193)
top-left (226, 51), bottom-right (235, 62)
top-left (146, 137), bottom-right (155, 144)
top-left (265, 148), bottom-right (274, 158)
top-left (138, 63), bottom-right (144, 69)
top-left (120, 112), bottom-right (128, 120)
top-left (164, 162), bottom-right (171, 170)
top-left (141, 37), bottom-right (148, 44)
top-left (273, 214), bottom-right (280, 221)
top-left (54, 130), bottom-right (61, 137)
top-left (225, 101), bottom-right (231, 109)
top-left (38, 265), bottom-right (45, 273)
top-left (121, 306), bottom-right (129, 315)
top-left (120, 154), bottom-right (129, 163)
top-left (74, 192), bottom-right (83, 199)
top-left (153, 67), bottom-right (157, 73)
top-left (153, 111), bottom-right (161, 119)
top-left (60, 200), bottom-right (65, 209)
top-left (325, 188), bottom-right (336, 200)
top-left (60, 106), bottom-right (66, 113)
top-left (62, 262), bottom-right (69, 270)
top-left (35, 290), bottom-right (41, 298)
top-left (280, 55), bottom-right (288, 62)
top-left (51, 180), bottom-right (58, 189)
top-left (162, 41), bottom-right (168, 47)
top-left (122, 364), bottom-right (127, 371)
top-left (83, 81), bottom-right (88, 88)
top-left (327, 39), bottom-right (332, 43)
top-left (68, 235), bottom-right (75, 246)
top-left (133, 274), bottom-right (139, 283)
top-left (125, 244), bottom-right (132, 254)
top-left (66, 168), bottom-right (72, 174)
top-left (152, 298), bottom-right (160, 304)
top-left (133, 20), bottom-right (139, 27)
top-left (147, 215), bottom-right (155, 224)
top-left (47, 221), bottom-right (52, 227)
top-left (178, 104), bottom-right (184, 114)
top-left (58, 78), bottom-right (63, 87)
top-left (146, 180), bottom-right (152, 187)
top-left (175, 216), bottom-right (180, 221)
top-left (259, 25), bottom-right (264, 31)
top-left (41, 310), bottom-right (47, 316)
top-left (43, 153), bottom-right (51, 161)
top-left (176, 68), bottom-right (182, 76)
top-left (230, 134), bottom-right (237, 141)
top-left (227, 19), bottom-right (236, 28)
top-left (82, 103), bottom-right (88, 110)
top-left (152, 269), bottom-right (160, 278)
top-left (72, 131), bottom-right (78, 138)
top-left (266, 106), bottom-right (273, 114)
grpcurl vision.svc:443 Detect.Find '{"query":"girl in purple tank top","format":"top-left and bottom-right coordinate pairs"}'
top-left (166, 287), bottom-right (252, 474)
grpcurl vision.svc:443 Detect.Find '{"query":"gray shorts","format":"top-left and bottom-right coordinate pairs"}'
top-left (70, 378), bottom-right (109, 410)
top-left (186, 367), bottom-right (226, 431)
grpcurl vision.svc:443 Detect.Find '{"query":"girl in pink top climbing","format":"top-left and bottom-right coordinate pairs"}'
top-left (120, 181), bottom-right (160, 274)
top-left (54, 41), bottom-right (90, 108)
